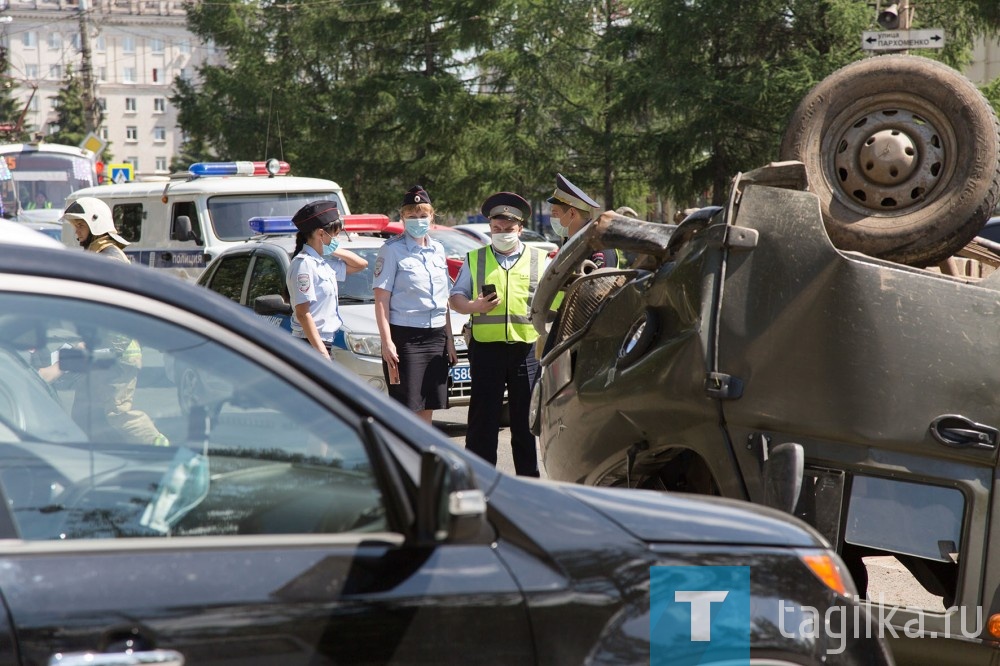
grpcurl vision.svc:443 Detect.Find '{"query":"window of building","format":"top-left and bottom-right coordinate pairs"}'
top-left (179, 67), bottom-right (191, 81)
top-left (123, 67), bottom-right (136, 83)
top-left (22, 32), bottom-right (36, 48)
top-left (155, 156), bottom-right (167, 172)
top-left (153, 97), bottom-right (166, 113)
top-left (125, 97), bottom-right (136, 113)
top-left (49, 97), bottom-right (58, 109)
top-left (100, 127), bottom-right (108, 140)
top-left (71, 34), bottom-right (80, 50)
top-left (47, 122), bottom-right (59, 134)
top-left (48, 32), bottom-right (61, 50)
top-left (153, 126), bottom-right (166, 142)
top-left (127, 157), bottom-right (138, 173)
top-left (151, 68), bottom-right (159, 83)
top-left (178, 39), bottom-right (191, 54)
top-left (48, 64), bottom-right (61, 80)
top-left (126, 127), bottom-right (138, 142)
top-left (97, 98), bottom-right (107, 111)
top-left (25, 64), bottom-right (38, 79)
top-left (150, 38), bottom-right (164, 53)
top-left (96, 35), bottom-right (106, 51)
top-left (122, 36), bottom-right (135, 54)
top-left (28, 97), bottom-right (39, 112)
top-left (98, 66), bottom-right (107, 82)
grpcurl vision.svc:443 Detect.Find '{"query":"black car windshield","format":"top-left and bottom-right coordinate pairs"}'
top-left (208, 192), bottom-right (345, 241)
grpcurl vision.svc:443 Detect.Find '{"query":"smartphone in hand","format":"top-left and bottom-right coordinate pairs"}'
top-left (482, 284), bottom-right (497, 299)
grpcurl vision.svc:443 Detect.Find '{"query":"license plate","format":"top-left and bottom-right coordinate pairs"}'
top-left (450, 365), bottom-right (472, 382)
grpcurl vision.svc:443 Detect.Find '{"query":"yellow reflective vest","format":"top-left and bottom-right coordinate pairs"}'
top-left (468, 245), bottom-right (547, 343)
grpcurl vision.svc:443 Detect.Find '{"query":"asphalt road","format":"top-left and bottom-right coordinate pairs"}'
top-left (433, 405), bottom-right (547, 479)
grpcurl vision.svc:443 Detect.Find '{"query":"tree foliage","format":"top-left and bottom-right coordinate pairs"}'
top-left (174, 0), bottom-right (1000, 218)
top-left (0, 47), bottom-right (31, 143)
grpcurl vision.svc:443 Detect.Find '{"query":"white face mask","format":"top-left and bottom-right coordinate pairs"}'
top-left (550, 216), bottom-right (569, 237)
top-left (491, 232), bottom-right (519, 253)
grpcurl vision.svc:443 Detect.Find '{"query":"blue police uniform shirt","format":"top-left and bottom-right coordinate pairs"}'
top-left (287, 245), bottom-right (347, 342)
top-left (450, 241), bottom-right (526, 300)
top-left (373, 233), bottom-right (450, 328)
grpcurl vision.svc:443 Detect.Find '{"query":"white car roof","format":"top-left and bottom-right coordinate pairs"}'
top-left (0, 220), bottom-right (66, 249)
top-left (68, 175), bottom-right (345, 201)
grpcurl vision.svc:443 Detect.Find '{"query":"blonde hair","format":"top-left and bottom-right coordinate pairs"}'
top-left (400, 202), bottom-right (434, 218)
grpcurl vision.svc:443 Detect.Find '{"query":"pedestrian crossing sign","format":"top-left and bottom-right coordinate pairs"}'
top-left (108, 163), bottom-right (134, 184)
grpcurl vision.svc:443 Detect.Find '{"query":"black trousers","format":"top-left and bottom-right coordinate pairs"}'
top-left (465, 339), bottom-right (539, 477)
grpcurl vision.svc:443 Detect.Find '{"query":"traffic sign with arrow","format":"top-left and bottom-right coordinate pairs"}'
top-left (862, 29), bottom-right (945, 51)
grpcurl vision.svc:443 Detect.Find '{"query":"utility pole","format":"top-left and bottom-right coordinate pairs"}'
top-left (77, 0), bottom-right (99, 133)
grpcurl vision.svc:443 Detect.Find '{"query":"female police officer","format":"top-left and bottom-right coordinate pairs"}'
top-left (288, 200), bottom-right (367, 360)
top-left (373, 185), bottom-right (457, 424)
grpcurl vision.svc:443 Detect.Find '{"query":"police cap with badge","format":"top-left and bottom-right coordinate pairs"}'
top-left (547, 173), bottom-right (599, 213)
top-left (481, 192), bottom-right (531, 224)
top-left (402, 185), bottom-right (431, 206)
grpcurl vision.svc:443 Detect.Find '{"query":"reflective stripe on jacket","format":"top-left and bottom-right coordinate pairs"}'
top-left (469, 245), bottom-right (546, 343)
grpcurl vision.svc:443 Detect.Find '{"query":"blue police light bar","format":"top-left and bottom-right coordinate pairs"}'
top-left (189, 160), bottom-right (291, 178)
top-left (248, 216), bottom-right (297, 234)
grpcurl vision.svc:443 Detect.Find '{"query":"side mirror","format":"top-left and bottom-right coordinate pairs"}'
top-left (172, 215), bottom-right (200, 243)
top-left (762, 442), bottom-right (804, 514)
top-left (417, 447), bottom-right (486, 544)
top-left (254, 294), bottom-right (292, 316)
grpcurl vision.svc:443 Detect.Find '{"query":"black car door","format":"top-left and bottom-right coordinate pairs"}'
top-left (0, 282), bottom-right (533, 665)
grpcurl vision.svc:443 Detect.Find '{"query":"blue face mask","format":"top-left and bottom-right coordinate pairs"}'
top-left (322, 232), bottom-right (340, 257)
top-left (404, 217), bottom-right (431, 238)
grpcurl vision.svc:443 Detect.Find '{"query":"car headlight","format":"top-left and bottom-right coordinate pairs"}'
top-left (345, 333), bottom-right (382, 358)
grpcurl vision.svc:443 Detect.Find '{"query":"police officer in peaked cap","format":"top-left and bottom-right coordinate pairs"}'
top-left (449, 191), bottom-right (547, 476)
top-left (547, 173), bottom-right (620, 270)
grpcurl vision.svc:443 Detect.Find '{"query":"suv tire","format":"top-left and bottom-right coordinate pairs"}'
top-left (780, 55), bottom-right (1000, 266)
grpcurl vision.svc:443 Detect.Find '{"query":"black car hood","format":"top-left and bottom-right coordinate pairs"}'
top-left (562, 485), bottom-right (823, 548)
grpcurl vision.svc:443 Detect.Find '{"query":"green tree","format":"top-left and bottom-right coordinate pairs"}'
top-left (469, 1), bottom-right (653, 213)
top-left (176, 0), bottom-right (504, 215)
top-left (175, 0), bottom-right (1000, 216)
top-left (48, 65), bottom-right (94, 147)
top-left (633, 0), bottom-right (1000, 207)
top-left (0, 46), bottom-right (31, 142)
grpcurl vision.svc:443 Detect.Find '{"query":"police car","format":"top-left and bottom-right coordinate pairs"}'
top-left (196, 214), bottom-right (472, 405)
top-left (62, 160), bottom-right (352, 281)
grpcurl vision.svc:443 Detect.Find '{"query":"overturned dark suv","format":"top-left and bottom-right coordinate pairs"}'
top-left (532, 55), bottom-right (1000, 665)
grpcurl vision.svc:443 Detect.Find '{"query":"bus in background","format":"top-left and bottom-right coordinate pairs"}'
top-left (0, 142), bottom-right (98, 225)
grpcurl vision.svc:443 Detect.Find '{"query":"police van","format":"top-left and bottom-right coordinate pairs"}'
top-left (62, 159), bottom-right (351, 281)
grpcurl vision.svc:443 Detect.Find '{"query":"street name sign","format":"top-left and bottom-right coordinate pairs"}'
top-left (862, 29), bottom-right (945, 51)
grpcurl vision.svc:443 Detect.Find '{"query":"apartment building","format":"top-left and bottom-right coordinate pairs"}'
top-left (0, 0), bottom-right (223, 177)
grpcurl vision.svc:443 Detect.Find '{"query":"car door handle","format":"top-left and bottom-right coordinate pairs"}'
top-left (49, 649), bottom-right (185, 666)
top-left (929, 414), bottom-right (999, 450)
